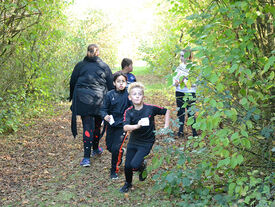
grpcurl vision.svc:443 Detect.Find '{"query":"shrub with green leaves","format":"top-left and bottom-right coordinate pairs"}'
top-left (144, 0), bottom-right (274, 206)
top-left (0, 0), bottom-right (118, 134)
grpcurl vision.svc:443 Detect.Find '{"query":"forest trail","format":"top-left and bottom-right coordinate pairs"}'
top-left (0, 73), bottom-right (194, 206)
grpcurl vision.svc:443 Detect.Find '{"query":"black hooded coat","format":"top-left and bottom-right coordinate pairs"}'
top-left (70, 56), bottom-right (113, 137)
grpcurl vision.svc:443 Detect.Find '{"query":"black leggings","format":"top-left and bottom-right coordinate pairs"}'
top-left (124, 143), bottom-right (153, 184)
top-left (175, 91), bottom-right (197, 136)
top-left (106, 126), bottom-right (127, 173)
top-left (81, 115), bottom-right (102, 158)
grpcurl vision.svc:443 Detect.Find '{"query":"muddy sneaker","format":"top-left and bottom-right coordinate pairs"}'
top-left (110, 172), bottom-right (119, 180)
top-left (139, 160), bottom-right (147, 181)
top-left (80, 158), bottom-right (90, 167)
top-left (119, 182), bottom-right (132, 193)
top-left (92, 147), bottom-right (103, 157)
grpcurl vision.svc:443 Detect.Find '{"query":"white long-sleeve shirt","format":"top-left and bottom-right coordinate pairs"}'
top-left (173, 63), bottom-right (197, 93)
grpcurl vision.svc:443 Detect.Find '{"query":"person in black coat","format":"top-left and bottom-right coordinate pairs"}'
top-left (69, 44), bottom-right (113, 167)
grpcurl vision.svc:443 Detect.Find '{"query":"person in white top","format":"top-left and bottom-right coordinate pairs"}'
top-left (173, 49), bottom-right (198, 138)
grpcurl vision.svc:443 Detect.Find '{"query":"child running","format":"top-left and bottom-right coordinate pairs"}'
top-left (100, 71), bottom-right (132, 179)
top-left (120, 82), bottom-right (170, 193)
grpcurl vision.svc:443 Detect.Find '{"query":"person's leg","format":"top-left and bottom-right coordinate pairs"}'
top-left (176, 91), bottom-right (186, 137)
top-left (105, 125), bottom-right (113, 153)
top-left (120, 144), bottom-right (136, 193)
top-left (92, 115), bottom-right (103, 154)
top-left (80, 115), bottom-right (94, 166)
top-left (112, 130), bottom-right (127, 174)
top-left (129, 144), bottom-right (153, 181)
top-left (186, 93), bottom-right (198, 137)
top-left (124, 144), bottom-right (137, 184)
top-left (108, 127), bottom-right (124, 179)
top-left (130, 144), bottom-right (152, 171)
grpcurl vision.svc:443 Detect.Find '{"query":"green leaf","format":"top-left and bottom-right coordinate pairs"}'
top-left (241, 130), bottom-right (248, 138)
top-left (166, 173), bottom-right (175, 183)
top-left (228, 183), bottom-right (236, 195)
top-left (240, 97), bottom-right (248, 106)
top-left (216, 83), bottom-right (224, 92)
top-left (217, 157), bottom-right (230, 168)
top-left (182, 177), bottom-right (191, 186)
top-left (231, 154), bottom-right (244, 168)
top-left (222, 138), bottom-right (230, 147)
top-left (187, 117), bottom-right (194, 125)
top-left (210, 73), bottom-right (218, 83)
top-left (269, 71), bottom-right (274, 80)
top-left (262, 56), bottom-right (275, 75)
top-left (230, 64), bottom-right (238, 73)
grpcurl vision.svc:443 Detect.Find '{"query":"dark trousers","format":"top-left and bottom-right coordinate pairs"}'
top-left (124, 143), bottom-right (153, 184)
top-left (106, 126), bottom-right (127, 173)
top-left (81, 115), bottom-right (102, 158)
top-left (175, 91), bottom-right (198, 136)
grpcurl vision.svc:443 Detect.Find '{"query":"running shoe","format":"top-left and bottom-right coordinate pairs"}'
top-left (80, 158), bottom-right (90, 167)
top-left (110, 172), bottom-right (119, 180)
top-left (119, 182), bottom-right (132, 193)
top-left (92, 147), bottom-right (103, 156)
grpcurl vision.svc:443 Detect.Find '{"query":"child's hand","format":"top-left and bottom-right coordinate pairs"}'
top-left (105, 115), bottom-right (115, 125)
top-left (104, 115), bottom-right (111, 122)
top-left (174, 79), bottom-right (180, 86)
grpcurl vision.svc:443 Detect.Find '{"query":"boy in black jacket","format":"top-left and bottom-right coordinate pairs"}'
top-left (120, 82), bottom-right (170, 193)
top-left (101, 71), bottom-right (132, 179)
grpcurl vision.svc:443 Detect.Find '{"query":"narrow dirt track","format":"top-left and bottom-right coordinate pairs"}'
top-left (0, 79), bottom-right (196, 206)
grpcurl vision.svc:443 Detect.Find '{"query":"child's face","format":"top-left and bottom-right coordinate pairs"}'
top-left (180, 51), bottom-right (186, 63)
top-left (129, 87), bottom-right (144, 105)
top-left (114, 75), bottom-right (127, 91)
top-left (126, 64), bottom-right (133, 73)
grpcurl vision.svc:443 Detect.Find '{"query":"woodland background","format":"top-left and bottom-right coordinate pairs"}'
top-left (0, 0), bottom-right (274, 206)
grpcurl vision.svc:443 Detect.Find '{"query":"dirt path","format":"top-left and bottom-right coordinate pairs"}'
top-left (0, 78), bottom-right (195, 206)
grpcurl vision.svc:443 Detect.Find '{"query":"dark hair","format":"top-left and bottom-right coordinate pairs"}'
top-left (121, 58), bottom-right (133, 69)
top-left (113, 71), bottom-right (127, 82)
top-left (87, 44), bottom-right (99, 58)
top-left (181, 49), bottom-right (193, 60)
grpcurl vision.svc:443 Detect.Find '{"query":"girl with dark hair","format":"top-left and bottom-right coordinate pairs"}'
top-left (100, 71), bottom-right (132, 179)
top-left (69, 44), bottom-right (114, 167)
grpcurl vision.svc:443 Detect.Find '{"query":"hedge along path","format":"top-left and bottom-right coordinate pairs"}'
top-left (0, 73), bottom-right (195, 206)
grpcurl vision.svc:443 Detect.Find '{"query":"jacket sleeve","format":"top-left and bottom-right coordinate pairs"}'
top-left (153, 105), bottom-right (167, 116)
top-left (100, 93), bottom-right (111, 119)
top-left (105, 66), bottom-right (114, 91)
top-left (69, 62), bottom-right (82, 101)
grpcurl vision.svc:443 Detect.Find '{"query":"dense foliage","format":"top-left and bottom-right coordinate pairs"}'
top-left (0, 0), bottom-right (118, 133)
top-left (143, 0), bottom-right (274, 206)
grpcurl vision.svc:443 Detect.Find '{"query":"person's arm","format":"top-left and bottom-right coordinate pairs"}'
top-left (152, 105), bottom-right (170, 128)
top-left (164, 109), bottom-right (170, 128)
top-left (105, 66), bottom-right (114, 91)
top-left (123, 124), bottom-right (141, 132)
top-left (123, 107), bottom-right (141, 131)
top-left (100, 93), bottom-right (111, 121)
top-left (69, 61), bottom-right (84, 101)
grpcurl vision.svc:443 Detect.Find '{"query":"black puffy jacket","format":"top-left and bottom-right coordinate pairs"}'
top-left (70, 56), bottom-right (113, 137)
